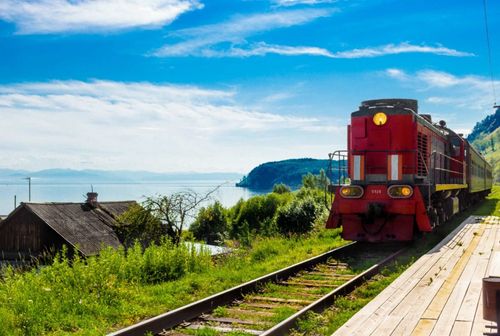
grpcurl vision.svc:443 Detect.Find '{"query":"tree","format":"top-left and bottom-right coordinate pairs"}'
top-left (301, 169), bottom-right (330, 190)
top-left (276, 196), bottom-right (318, 235)
top-left (272, 183), bottom-right (291, 194)
top-left (115, 203), bottom-right (163, 247)
top-left (230, 193), bottom-right (285, 238)
top-left (143, 187), bottom-right (219, 245)
top-left (190, 201), bottom-right (228, 245)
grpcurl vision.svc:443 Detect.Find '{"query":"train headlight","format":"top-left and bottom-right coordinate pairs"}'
top-left (339, 186), bottom-right (364, 198)
top-left (388, 185), bottom-right (413, 198)
top-left (373, 112), bottom-right (387, 126)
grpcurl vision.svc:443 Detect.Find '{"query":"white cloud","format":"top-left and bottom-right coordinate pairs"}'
top-left (385, 68), bottom-right (409, 81)
top-left (216, 42), bottom-right (472, 59)
top-left (331, 42), bottom-right (473, 58)
top-left (156, 26), bottom-right (474, 60)
top-left (416, 70), bottom-right (489, 89)
top-left (385, 69), bottom-right (500, 133)
top-left (0, 0), bottom-right (202, 34)
top-left (0, 80), bottom-right (336, 172)
top-left (273, 0), bottom-right (337, 6)
top-left (153, 8), bottom-right (335, 56)
top-left (222, 42), bottom-right (335, 57)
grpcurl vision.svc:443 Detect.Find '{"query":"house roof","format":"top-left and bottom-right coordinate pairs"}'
top-left (4, 201), bottom-right (136, 256)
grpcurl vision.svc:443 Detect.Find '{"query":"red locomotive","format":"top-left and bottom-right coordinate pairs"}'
top-left (326, 99), bottom-right (493, 242)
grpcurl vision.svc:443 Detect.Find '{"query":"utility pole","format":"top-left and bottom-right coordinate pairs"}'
top-left (24, 177), bottom-right (31, 202)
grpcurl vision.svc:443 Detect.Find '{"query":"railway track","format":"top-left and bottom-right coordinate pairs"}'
top-left (109, 242), bottom-right (406, 336)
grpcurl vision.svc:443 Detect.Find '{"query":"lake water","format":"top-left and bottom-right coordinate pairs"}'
top-left (0, 180), bottom-right (261, 217)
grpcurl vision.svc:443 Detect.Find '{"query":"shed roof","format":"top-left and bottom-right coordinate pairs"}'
top-left (4, 201), bottom-right (135, 256)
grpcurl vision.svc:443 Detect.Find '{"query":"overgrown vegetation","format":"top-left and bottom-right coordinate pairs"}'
top-left (0, 241), bottom-right (212, 336)
top-left (0, 230), bottom-right (344, 335)
top-left (0, 172), bottom-right (340, 335)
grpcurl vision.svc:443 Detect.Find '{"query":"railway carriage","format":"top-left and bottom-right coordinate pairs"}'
top-left (326, 99), bottom-right (493, 242)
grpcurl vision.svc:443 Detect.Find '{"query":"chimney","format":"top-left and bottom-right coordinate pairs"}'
top-left (86, 192), bottom-right (98, 208)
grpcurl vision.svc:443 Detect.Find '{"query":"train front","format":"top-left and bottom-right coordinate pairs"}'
top-left (326, 99), bottom-right (431, 242)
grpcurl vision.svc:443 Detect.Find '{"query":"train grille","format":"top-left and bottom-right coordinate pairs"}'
top-left (417, 132), bottom-right (428, 176)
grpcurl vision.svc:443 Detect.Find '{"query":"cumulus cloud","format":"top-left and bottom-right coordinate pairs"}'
top-left (385, 69), bottom-right (500, 129)
top-left (0, 80), bottom-right (334, 172)
top-left (0, 0), bottom-right (202, 34)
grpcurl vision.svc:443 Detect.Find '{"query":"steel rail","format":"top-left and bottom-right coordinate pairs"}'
top-left (260, 247), bottom-right (406, 336)
top-left (108, 242), bottom-right (358, 336)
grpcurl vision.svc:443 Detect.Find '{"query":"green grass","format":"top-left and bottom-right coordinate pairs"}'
top-left (0, 229), bottom-right (345, 335)
top-left (291, 185), bottom-right (500, 335)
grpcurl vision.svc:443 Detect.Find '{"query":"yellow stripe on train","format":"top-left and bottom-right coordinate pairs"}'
top-left (435, 184), bottom-right (468, 191)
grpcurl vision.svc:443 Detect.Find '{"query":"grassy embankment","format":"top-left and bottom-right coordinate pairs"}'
top-left (292, 185), bottom-right (500, 335)
top-left (0, 228), bottom-right (344, 335)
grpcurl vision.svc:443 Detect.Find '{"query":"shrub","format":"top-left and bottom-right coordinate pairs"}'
top-left (272, 183), bottom-right (291, 194)
top-left (276, 196), bottom-right (318, 235)
top-left (301, 169), bottom-right (329, 190)
top-left (229, 193), bottom-right (291, 238)
top-left (190, 201), bottom-right (228, 245)
top-left (115, 204), bottom-right (163, 247)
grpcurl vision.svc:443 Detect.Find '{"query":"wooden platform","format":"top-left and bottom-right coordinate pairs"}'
top-left (333, 215), bottom-right (500, 336)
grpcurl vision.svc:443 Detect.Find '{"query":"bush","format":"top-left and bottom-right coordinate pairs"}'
top-left (276, 197), bottom-right (318, 235)
top-left (301, 169), bottom-right (329, 190)
top-left (190, 201), bottom-right (228, 245)
top-left (229, 193), bottom-right (291, 239)
top-left (272, 183), bottom-right (291, 194)
top-left (115, 204), bottom-right (164, 247)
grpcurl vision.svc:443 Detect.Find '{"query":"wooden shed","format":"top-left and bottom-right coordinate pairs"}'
top-left (0, 193), bottom-right (135, 259)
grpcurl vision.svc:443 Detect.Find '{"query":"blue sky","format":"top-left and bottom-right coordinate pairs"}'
top-left (0, 0), bottom-right (498, 173)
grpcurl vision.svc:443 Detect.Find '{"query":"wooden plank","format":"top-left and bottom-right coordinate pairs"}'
top-left (421, 222), bottom-right (485, 320)
top-left (225, 308), bottom-right (274, 317)
top-left (334, 218), bottom-right (476, 335)
top-left (449, 321), bottom-right (472, 336)
top-left (430, 252), bottom-right (481, 336)
top-left (363, 315), bottom-right (403, 336)
top-left (388, 223), bottom-right (480, 335)
top-left (250, 296), bottom-right (312, 305)
top-left (472, 224), bottom-right (500, 335)
top-left (410, 318), bottom-right (435, 335)
top-left (409, 225), bottom-right (483, 335)
top-left (455, 252), bottom-right (491, 322)
top-left (282, 281), bottom-right (337, 288)
top-left (187, 323), bottom-right (262, 335)
top-left (199, 316), bottom-right (266, 326)
top-left (487, 251), bottom-right (500, 277)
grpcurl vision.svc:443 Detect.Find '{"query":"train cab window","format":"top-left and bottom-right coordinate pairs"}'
top-left (450, 137), bottom-right (461, 156)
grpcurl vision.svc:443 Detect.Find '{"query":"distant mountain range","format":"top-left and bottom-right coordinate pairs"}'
top-left (0, 169), bottom-right (243, 184)
top-left (236, 158), bottom-right (330, 190)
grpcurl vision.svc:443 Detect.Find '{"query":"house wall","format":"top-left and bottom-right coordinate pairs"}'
top-left (0, 207), bottom-right (66, 259)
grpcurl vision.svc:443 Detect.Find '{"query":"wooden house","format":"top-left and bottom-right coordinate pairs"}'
top-left (0, 193), bottom-right (135, 259)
